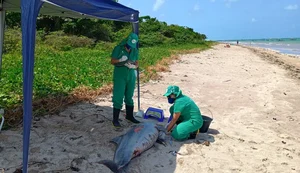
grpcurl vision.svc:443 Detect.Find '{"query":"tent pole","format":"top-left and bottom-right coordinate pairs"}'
top-left (21, 0), bottom-right (43, 172)
top-left (132, 22), bottom-right (139, 35)
top-left (0, 1), bottom-right (5, 77)
top-left (132, 22), bottom-right (142, 115)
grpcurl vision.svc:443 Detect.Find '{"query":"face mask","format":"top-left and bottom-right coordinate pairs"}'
top-left (168, 97), bottom-right (175, 104)
top-left (125, 44), bottom-right (131, 51)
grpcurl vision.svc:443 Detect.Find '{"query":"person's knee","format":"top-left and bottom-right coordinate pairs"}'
top-left (171, 133), bottom-right (186, 141)
top-left (171, 128), bottom-right (189, 141)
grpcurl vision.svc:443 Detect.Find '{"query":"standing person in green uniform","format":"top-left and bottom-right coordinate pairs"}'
top-left (164, 85), bottom-right (203, 141)
top-left (110, 33), bottom-right (140, 128)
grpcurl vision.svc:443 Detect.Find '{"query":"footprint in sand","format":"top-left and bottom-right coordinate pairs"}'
top-left (178, 158), bottom-right (184, 166)
top-left (250, 146), bottom-right (258, 150)
top-left (287, 116), bottom-right (295, 121)
top-left (238, 138), bottom-right (245, 142)
top-left (286, 153), bottom-right (293, 159)
top-left (70, 157), bottom-right (88, 171)
top-left (230, 168), bottom-right (242, 172)
top-left (185, 147), bottom-right (194, 155)
top-left (30, 147), bottom-right (41, 153)
top-left (279, 133), bottom-right (294, 140)
top-left (248, 140), bottom-right (257, 144)
top-left (169, 159), bottom-right (174, 165)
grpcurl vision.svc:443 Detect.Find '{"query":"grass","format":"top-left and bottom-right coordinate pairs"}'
top-left (0, 37), bottom-right (214, 129)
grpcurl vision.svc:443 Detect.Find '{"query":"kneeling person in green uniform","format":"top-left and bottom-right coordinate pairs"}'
top-left (110, 33), bottom-right (140, 128)
top-left (164, 85), bottom-right (203, 141)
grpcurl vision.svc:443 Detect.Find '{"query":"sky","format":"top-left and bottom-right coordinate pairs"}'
top-left (118, 0), bottom-right (300, 41)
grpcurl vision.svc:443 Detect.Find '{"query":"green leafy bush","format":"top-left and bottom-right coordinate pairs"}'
top-left (3, 28), bottom-right (22, 54)
top-left (43, 31), bottom-right (95, 51)
top-left (1, 13), bottom-right (212, 128)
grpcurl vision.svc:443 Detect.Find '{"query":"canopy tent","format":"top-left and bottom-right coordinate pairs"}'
top-left (0, 0), bottom-right (139, 172)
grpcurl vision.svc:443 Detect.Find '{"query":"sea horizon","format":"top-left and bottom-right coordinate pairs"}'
top-left (218, 37), bottom-right (300, 56)
top-left (215, 37), bottom-right (300, 42)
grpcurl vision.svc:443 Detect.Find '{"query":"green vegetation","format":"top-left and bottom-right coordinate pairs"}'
top-left (0, 12), bottom-right (214, 128)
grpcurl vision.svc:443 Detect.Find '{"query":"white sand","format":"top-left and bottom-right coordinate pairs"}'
top-left (1, 44), bottom-right (300, 173)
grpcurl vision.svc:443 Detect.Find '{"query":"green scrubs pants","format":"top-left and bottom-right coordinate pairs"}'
top-left (171, 119), bottom-right (203, 141)
top-left (112, 66), bottom-right (136, 109)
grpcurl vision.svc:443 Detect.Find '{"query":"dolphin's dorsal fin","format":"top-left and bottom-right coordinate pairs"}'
top-left (110, 135), bottom-right (124, 146)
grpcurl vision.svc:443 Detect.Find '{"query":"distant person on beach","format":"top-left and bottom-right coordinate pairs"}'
top-left (237, 40), bottom-right (239, 45)
top-left (164, 85), bottom-right (203, 141)
top-left (110, 33), bottom-right (140, 128)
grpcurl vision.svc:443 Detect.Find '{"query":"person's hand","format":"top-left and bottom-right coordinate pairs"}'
top-left (165, 124), bottom-right (171, 135)
top-left (119, 55), bottom-right (128, 62)
top-left (124, 63), bottom-right (137, 69)
top-left (166, 131), bottom-right (171, 135)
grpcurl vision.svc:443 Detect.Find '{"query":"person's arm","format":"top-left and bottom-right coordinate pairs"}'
top-left (167, 112), bottom-right (181, 132)
top-left (110, 55), bottom-right (128, 65)
top-left (110, 46), bottom-right (128, 65)
top-left (111, 58), bottom-right (120, 65)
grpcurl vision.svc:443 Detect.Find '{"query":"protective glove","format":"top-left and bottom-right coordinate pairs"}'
top-left (165, 127), bottom-right (172, 135)
top-left (124, 63), bottom-right (137, 69)
top-left (119, 55), bottom-right (128, 62)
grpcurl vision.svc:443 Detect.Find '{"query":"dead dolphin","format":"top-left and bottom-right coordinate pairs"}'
top-left (98, 122), bottom-right (166, 173)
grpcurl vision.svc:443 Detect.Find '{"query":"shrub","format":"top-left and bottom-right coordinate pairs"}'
top-left (43, 31), bottom-right (95, 51)
top-left (3, 28), bottom-right (22, 54)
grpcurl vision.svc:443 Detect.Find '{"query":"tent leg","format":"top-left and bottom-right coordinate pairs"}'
top-left (0, 3), bottom-right (5, 77)
top-left (132, 22), bottom-right (139, 35)
top-left (21, 0), bottom-right (43, 172)
top-left (132, 22), bottom-right (142, 115)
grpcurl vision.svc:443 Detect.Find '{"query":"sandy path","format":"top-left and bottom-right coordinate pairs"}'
top-left (1, 44), bottom-right (300, 173)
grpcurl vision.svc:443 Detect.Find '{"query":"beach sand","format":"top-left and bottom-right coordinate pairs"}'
top-left (1, 44), bottom-right (300, 173)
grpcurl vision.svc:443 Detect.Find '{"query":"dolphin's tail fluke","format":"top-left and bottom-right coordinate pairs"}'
top-left (98, 160), bottom-right (119, 173)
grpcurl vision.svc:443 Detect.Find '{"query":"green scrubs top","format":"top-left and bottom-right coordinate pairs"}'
top-left (169, 94), bottom-right (203, 140)
top-left (111, 43), bottom-right (138, 109)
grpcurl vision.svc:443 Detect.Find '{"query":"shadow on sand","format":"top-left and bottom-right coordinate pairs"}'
top-left (118, 111), bottom-right (219, 173)
top-left (0, 102), bottom-right (219, 173)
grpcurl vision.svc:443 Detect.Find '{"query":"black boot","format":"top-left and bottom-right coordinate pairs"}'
top-left (112, 108), bottom-right (121, 128)
top-left (125, 105), bottom-right (140, 123)
top-left (188, 129), bottom-right (199, 140)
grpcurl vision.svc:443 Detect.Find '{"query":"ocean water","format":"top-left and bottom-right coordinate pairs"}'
top-left (223, 38), bottom-right (300, 56)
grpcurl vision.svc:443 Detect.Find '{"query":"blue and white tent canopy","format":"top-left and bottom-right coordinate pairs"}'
top-left (0, 1), bottom-right (139, 172)
top-left (2, 0), bottom-right (139, 22)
